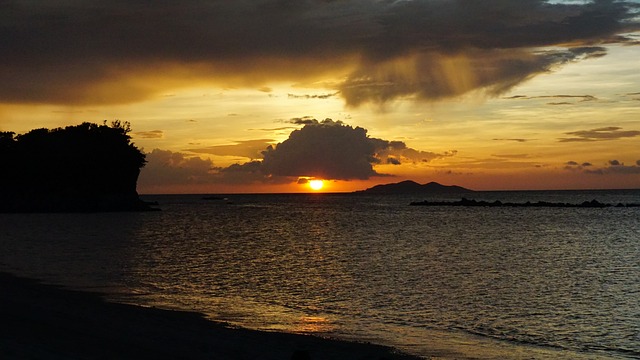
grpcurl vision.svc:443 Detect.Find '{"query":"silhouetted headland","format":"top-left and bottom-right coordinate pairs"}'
top-left (356, 180), bottom-right (472, 194)
top-left (0, 272), bottom-right (421, 360)
top-left (410, 198), bottom-right (640, 208)
top-left (0, 121), bottom-right (156, 212)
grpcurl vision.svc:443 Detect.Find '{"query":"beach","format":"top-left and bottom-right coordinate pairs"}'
top-left (0, 272), bottom-right (422, 360)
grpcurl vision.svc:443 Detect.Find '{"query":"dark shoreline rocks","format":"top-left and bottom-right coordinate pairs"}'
top-left (410, 198), bottom-right (640, 208)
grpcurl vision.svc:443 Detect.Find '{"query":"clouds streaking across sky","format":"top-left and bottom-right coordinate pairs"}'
top-left (1, 0), bottom-right (639, 192)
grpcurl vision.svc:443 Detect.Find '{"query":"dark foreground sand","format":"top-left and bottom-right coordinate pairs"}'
top-left (0, 272), bottom-right (422, 360)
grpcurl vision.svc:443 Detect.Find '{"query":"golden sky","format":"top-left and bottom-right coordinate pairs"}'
top-left (1, 0), bottom-right (640, 193)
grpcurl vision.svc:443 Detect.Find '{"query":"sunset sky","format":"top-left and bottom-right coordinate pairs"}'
top-left (1, 0), bottom-right (639, 193)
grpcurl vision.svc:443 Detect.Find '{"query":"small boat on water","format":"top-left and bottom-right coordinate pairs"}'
top-left (202, 196), bottom-right (224, 200)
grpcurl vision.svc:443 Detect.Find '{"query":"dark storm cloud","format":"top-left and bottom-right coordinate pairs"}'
top-left (1, 0), bottom-right (639, 105)
top-left (338, 47), bottom-right (612, 106)
top-left (559, 127), bottom-right (640, 142)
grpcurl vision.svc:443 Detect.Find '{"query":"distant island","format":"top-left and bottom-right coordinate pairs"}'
top-left (0, 121), bottom-right (155, 212)
top-left (355, 180), bottom-right (473, 194)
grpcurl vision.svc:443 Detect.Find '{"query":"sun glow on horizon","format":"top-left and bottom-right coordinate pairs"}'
top-left (309, 179), bottom-right (324, 191)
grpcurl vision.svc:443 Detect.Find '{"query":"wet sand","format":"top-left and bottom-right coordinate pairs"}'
top-left (0, 272), bottom-right (422, 359)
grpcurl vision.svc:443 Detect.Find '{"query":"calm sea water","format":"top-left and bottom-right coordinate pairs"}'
top-left (1, 190), bottom-right (639, 359)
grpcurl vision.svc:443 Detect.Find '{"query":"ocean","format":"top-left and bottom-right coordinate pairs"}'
top-left (1, 190), bottom-right (639, 359)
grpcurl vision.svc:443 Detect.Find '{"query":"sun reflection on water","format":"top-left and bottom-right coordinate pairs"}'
top-left (293, 316), bottom-right (335, 333)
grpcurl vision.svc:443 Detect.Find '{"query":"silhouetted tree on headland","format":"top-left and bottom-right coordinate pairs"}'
top-left (0, 121), bottom-right (154, 212)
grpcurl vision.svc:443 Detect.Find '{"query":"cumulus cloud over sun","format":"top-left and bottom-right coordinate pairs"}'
top-left (140, 119), bottom-right (454, 185)
top-left (258, 119), bottom-right (454, 180)
top-left (1, 0), bottom-right (639, 105)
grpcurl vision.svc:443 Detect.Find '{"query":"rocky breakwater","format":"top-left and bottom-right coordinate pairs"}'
top-left (410, 198), bottom-right (640, 208)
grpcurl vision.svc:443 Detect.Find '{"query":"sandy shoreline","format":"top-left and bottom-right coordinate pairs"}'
top-left (0, 272), bottom-right (423, 359)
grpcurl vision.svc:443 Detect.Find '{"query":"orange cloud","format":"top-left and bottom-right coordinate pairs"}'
top-left (134, 130), bottom-right (164, 139)
top-left (138, 149), bottom-right (215, 187)
top-left (187, 139), bottom-right (276, 160)
top-left (559, 127), bottom-right (640, 142)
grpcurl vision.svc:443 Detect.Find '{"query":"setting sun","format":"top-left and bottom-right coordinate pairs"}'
top-left (309, 179), bottom-right (324, 191)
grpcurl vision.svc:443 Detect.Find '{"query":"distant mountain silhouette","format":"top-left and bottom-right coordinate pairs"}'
top-left (355, 180), bottom-right (472, 194)
top-left (0, 121), bottom-right (155, 212)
